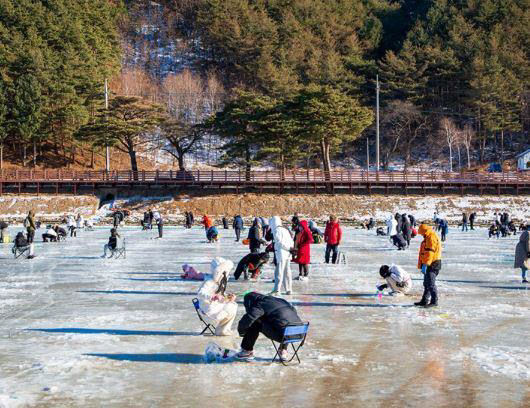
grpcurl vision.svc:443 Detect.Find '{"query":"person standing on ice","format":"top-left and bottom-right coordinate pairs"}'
top-left (324, 215), bottom-right (342, 264)
top-left (197, 257), bottom-right (238, 336)
top-left (24, 210), bottom-right (36, 243)
top-left (269, 216), bottom-right (294, 296)
top-left (386, 215), bottom-right (398, 243)
top-left (235, 292), bottom-right (302, 361)
top-left (222, 216), bottom-right (229, 229)
top-left (233, 214), bottom-right (244, 242)
top-left (294, 220), bottom-right (313, 280)
top-left (66, 214), bottom-right (76, 237)
top-left (514, 225), bottom-right (529, 283)
top-left (201, 214), bottom-right (212, 232)
top-left (461, 213), bottom-right (468, 232)
top-left (401, 214), bottom-right (412, 247)
top-left (439, 218), bottom-right (449, 242)
top-left (248, 218), bottom-right (265, 253)
top-left (377, 264), bottom-right (412, 296)
top-left (414, 224), bottom-right (442, 308)
top-left (156, 213), bottom-right (164, 238)
top-left (469, 212), bottom-right (476, 230)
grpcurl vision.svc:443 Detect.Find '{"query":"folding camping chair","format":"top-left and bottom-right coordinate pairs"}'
top-left (272, 322), bottom-right (310, 366)
top-left (12, 245), bottom-right (30, 259)
top-left (109, 238), bottom-right (126, 259)
top-left (192, 298), bottom-right (215, 335)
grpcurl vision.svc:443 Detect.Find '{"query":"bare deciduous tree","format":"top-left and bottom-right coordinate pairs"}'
top-left (461, 123), bottom-right (475, 169)
top-left (440, 117), bottom-right (459, 172)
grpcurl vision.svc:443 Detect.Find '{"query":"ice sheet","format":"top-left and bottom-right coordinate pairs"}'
top-left (0, 226), bottom-right (528, 407)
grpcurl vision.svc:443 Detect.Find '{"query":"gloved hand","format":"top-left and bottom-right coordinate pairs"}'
top-left (289, 248), bottom-right (298, 256)
top-left (376, 285), bottom-right (384, 291)
top-left (396, 281), bottom-right (405, 288)
top-left (421, 264), bottom-right (427, 275)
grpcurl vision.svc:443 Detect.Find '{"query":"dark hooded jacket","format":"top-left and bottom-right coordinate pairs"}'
top-left (15, 232), bottom-right (29, 247)
top-left (401, 215), bottom-right (411, 239)
top-left (234, 252), bottom-right (270, 280)
top-left (248, 218), bottom-right (263, 251)
top-left (238, 292), bottom-right (302, 337)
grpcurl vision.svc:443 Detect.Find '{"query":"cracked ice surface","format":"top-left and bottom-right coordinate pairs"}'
top-left (0, 226), bottom-right (528, 407)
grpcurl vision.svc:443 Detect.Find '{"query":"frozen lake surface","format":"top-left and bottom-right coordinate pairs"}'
top-left (1, 225), bottom-right (528, 407)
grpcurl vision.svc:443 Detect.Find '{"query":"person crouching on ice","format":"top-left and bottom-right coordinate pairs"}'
top-left (377, 264), bottom-right (412, 296)
top-left (234, 252), bottom-right (270, 280)
top-left (102, 228), bottom-right (120, 257)
top-left (206, 225), bottom-right (219, 242)
top-left (197, 257), bottom-right (237, 336)
top-left (235, 292), bottom-right (303, 362)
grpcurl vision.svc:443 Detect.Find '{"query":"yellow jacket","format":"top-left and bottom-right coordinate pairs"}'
top-left (417, 225), bottom-right (442, 268)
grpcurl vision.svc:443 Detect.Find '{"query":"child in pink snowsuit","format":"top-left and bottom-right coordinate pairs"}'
top-left (181, 264), bottom-right (205, 280)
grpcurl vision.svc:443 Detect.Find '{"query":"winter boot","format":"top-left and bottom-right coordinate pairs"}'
top-left (424, 302), bottom-right (438, 308)
top-left (235, 349), bottom-right (254, 362)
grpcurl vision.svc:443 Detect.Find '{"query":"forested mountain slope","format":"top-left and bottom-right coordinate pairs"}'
top-left (0, 0), bottom-right (528, 172)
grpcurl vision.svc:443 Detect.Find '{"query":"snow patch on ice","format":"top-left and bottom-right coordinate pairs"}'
top-left (453, 346), bottom-right (530, 380)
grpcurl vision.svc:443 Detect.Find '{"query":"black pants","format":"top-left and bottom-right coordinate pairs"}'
top-left (26, 229), bottom-right (35, 243)
top-left (298, 264), bottom-right (309, 277)
top-left (241, 320), bottom-right (284, 352)
top-left (158, 224), bottom-right (163, 238)
top-left (470, 220), bottom-right (474, 230)
top-left (235, 228), bottom-right (241, 241)
top-left (421, 260), bottom-right (441, 304)
top-left (325, 244), bottom-right (338, 264)
top-left (42, 233), bottom-right (56, 242)
top-left (69, 226), bottom-right (76, 237)
top-left (441, 230), bottom-right (447, 242)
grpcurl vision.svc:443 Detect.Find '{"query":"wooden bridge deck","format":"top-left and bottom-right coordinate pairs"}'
top-left (0, 169), bottom-right (529, 195)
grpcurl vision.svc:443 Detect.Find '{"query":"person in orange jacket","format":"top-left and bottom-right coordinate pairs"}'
top-left (414, 224), bottom-right (442, 308)
top-left (202, 215), bottom-right (213, 230)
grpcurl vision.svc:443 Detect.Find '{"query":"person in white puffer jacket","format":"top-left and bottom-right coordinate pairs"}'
top-left (269, 216), bottom-right (294, 296)
top-left (197, 257), bottom-right (237, 336)
top-left (386, 215), bottom-right (397, 238)
top-left (377, 264), bottom-right (412, 295)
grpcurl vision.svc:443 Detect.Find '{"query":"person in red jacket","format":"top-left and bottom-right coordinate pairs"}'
top-left (202, 215), bottom-right (212, 230)
top-left (324, 215), bottom-right (342, 264)
top-left (294, 220), bottom-right (313, 280)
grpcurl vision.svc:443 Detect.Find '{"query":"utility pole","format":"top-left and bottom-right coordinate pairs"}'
top-left (376, 75), bottom-right (380, 172)
top-left (366, 138), bottom-right (370, 171)
top-left (104, 79), bottom-right (110, 172)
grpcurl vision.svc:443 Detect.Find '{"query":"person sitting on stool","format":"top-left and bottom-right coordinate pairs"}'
top-left (235, 292), bottom-right (303, 361)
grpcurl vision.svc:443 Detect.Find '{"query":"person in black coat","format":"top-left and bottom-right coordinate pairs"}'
top-left (14, 232), bottom-right (35, 258)
top-left (462, 213), bottom-right (468, 232)
top-left (392, 233), bottom-right (407, 250)
top-left (233, 215), bottom-right (244, 242)
top-left (156, 214), bottom-right (164, 238)
top-left (234, 252), bottom-right (270, 280)
top-left (408, 214), bottom-right (416, 228)
top-left (235, 292), bottom-right (303, 361)
top-left (366, 218), bottom-right (375, 230)
top-left (394, 213), bottom-right (402, 234)
top-left (222, 217), bottom-right (229, 229)
top-left (469, 212), bottom-right (476, 230)
top-left (248, 217), bottom-right (265, 253)
top-left (401, 214), bottom-right (412, 247)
